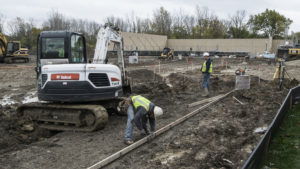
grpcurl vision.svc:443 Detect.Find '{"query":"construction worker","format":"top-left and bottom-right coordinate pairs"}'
top-left (58, 47), bottom-right (64, 58)
top-left (124, 95), bottom-right (163, 145)
top-left (201, 52), bottom-right (212, 96)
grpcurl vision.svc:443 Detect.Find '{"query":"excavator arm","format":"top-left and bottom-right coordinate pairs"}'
top-left (93, 24), bottom-right (124, 65)
top-left (93, 25), bottom-right (130, 92)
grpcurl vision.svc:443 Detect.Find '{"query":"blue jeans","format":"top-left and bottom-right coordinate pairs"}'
top-left (125, 105), bottom-right (147, 140)
top-left (125, 105), bottom-right (134, 141)
top-left (133, 106), bottom-right (148, 132)
top-left (134, 103), bottom-right (156, 133)
top-left (125, 104), bottom-right (156, 140)
top-left (202, 73), bottom-right (210, 89)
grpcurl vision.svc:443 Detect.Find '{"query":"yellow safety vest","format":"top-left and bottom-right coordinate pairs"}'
top-left (58, 48), bottom-right (64, 58)
top-left (202, 60), bottom-right (212, 73)
top-left (132, 95), bottom-right (151, 111)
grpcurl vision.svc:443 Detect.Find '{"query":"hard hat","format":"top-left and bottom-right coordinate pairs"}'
top-left (203, 52), bottom-right (209, 57)
top-left (154, 106), bottom-right (163, 117)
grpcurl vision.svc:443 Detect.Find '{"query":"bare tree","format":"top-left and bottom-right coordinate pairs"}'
top-left (172, 9), bottom-right (189, 38)
top-left (183, 15), bottom-right (195, 38)
top-left (152, 7), bottom-right (172, 35)
top-left (43, 9), bottom-right (70, 30)
top-left (228, 10), bottom-right (249, 38)
top-left (105, 16), bottom-right (129, 32)
top-left (7, 17), bottom-right (36, 49)
top-left (140, 18), bottom-right (153, 33)
top-left (195, 5), bottom-right (211, 38)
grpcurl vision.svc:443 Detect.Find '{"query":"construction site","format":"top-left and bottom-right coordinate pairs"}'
top-left (0, 25), bottom-right (299, 169)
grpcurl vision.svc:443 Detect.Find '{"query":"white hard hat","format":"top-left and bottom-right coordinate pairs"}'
top-left (203, 52), bottom-right (209, 57)
top-left (154, 106), bottom-right (163, 117)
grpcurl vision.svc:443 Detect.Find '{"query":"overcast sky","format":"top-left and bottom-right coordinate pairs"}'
top-left (1, 0), bottom-right (300, 34)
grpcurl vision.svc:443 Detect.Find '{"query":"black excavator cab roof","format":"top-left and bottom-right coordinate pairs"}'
top-left (39, 31), bottom-right (83, 38)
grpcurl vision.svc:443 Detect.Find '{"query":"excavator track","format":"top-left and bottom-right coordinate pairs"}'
top-left (17, 103), bottom-right (108, 132)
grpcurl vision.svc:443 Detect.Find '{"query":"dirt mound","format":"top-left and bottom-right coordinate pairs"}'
top-left (128, 69), bottom-right (163, 84)
top-left (167, 73), bottom-right (201, 93)
top-left (132, 82), bottom-right (173, 98)
top-left (0, 105), bottom-right (55, 153)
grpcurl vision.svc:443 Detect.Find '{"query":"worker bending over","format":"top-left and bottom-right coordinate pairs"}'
top-left (124, 95), bottom-right (163, 145)
top-left (201, 52), bottom-right (212, 96)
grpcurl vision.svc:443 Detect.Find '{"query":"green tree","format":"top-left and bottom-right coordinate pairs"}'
top-left (248, 9), bottom-right (292, 38)
top-left (171, 26), bottom-right (188, 39)
top-left (295, 32), bottom-right (300, 39)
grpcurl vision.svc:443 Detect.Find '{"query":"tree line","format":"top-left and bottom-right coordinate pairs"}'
top-left (0, 6), bottom-right (295, 52)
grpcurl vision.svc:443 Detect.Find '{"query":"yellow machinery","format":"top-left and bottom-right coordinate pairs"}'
top-left (0, 33), bottom-right (7, 56)
top-left (0, 32), bottom-right (29, 63)
top-left (159, 47), bottom-right (174, 60)
top-left (288, 47), bottom-right (300, 58)
top-left (276, 32), bottom-right (300, 61)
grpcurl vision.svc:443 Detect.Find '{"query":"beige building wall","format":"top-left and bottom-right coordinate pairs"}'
top-left (167, 39), bottom-right (285, 54)
top-left (121, 32), bottom-right (167, 51)
top-left (109, 32), bottom-right (286, 54)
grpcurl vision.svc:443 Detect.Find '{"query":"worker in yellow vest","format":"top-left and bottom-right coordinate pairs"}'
top-left (201, 52), bottom-right (212, 96)
top-left (124, 95), bottom-right (163, 145)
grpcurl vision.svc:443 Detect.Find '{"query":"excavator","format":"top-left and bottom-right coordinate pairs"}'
top-left (0, 33), bottom-right (29, 63)
top-left (18, 24), bottom-right (131, 132)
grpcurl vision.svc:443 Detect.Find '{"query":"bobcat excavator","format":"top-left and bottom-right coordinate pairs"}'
top-left (18, 24), bottom-right (131, 132)
top-left (0, 32), bottom-right (29, 63)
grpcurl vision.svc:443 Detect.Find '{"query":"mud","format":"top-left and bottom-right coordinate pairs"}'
top-left (106, 75), bottom-right (290, 169)
top-left (0, 57), bottom-right (299, 169)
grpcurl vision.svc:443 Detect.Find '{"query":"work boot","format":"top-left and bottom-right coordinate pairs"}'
top-left (202, 88), bottom-right (209, 97)
top-left (124, 139), bottom-right (134, 145)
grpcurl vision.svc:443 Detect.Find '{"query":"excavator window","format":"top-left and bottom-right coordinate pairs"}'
top-left (71, 34), bottom-right (85, 63)
top-left (7, 42), bottom-right (20, 54)
top-left (41, 38), bottom-right (66, 59)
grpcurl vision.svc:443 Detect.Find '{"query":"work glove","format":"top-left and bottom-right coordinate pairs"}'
top-left (118, 99), bottom-right (130, 114)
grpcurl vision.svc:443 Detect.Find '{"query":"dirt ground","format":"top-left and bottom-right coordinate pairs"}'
top-left (0, 56), bottom-right (299, 169)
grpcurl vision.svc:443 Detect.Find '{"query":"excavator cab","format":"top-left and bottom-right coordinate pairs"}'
top-left (37, 31), bottom-right (87, 67)
top-left (36, 31), bottom-right (87, 85)
top-left (7, 42), bottom-right (19, 55)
